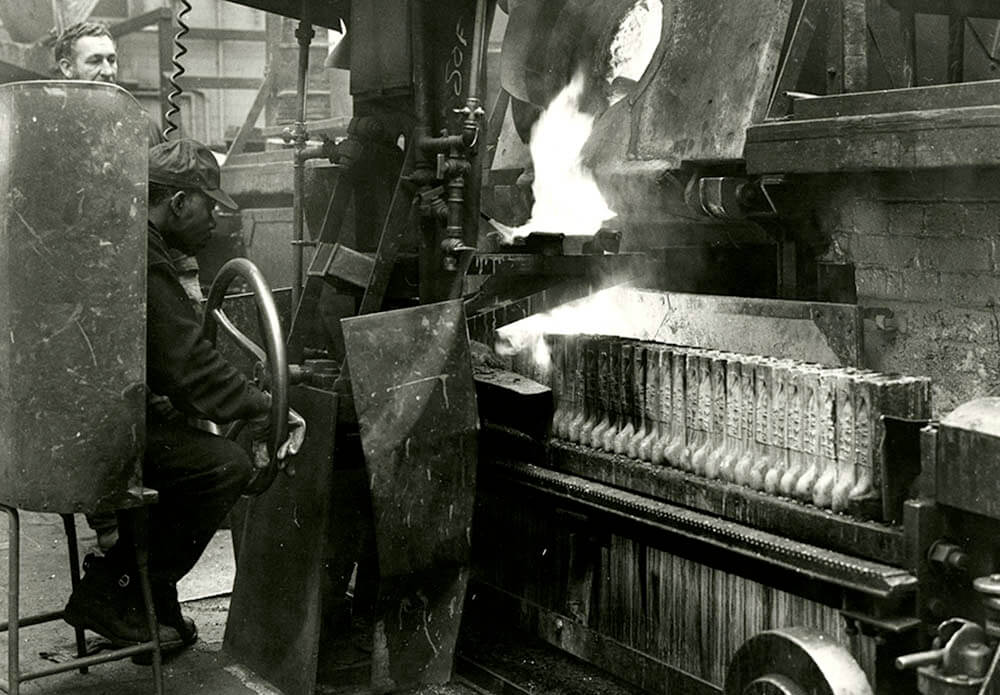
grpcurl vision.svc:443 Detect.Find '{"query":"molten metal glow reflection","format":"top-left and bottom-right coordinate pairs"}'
top-left (496, 287), bottom-right (638, 372)
top-left (502, 72), bottom-right (616, 242)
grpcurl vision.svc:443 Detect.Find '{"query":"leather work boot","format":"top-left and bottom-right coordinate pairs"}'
top-left (130, 580), bottom-right (199, 665)
top-left (152, 581), bottom-right (198, 644)
top-left (63, 554), bottom-right (182, 648)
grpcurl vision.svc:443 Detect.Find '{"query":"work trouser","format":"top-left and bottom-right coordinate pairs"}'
top-left (108, 419), bottom-right (252, 586)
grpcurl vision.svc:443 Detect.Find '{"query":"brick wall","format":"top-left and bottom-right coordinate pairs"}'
top-left (816, 171), bottom-right (1000, 415)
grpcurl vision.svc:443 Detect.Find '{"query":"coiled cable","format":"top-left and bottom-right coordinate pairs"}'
top-left (162, 0), bottom-right (192, 140)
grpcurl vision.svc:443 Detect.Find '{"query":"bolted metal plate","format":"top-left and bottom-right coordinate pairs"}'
top-left (342, 299), bottom-right (478, 691)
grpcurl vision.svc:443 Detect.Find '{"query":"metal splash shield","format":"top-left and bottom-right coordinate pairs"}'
top-left (341, 300), bottom-right (478, 692)
top-left (223, 385), bottom-right (338, 695)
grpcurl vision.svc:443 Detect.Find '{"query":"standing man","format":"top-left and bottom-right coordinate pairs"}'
top-left (54, 21), bottom-right (165, 146)
top-left (64, 138), bottom-right (305, 653)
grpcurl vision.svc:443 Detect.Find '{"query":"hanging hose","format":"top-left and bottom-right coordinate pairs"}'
top-left (162, 0), bottom-right (192, 140)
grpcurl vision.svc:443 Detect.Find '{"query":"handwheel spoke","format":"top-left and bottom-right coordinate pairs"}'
top-left (204, 258), bottom-right (290, 496)
top-left (211, 308), bottom-right (268, 363)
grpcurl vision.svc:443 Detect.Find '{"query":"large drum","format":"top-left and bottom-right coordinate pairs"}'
top-left (0, 81), bottom-right (147, 512)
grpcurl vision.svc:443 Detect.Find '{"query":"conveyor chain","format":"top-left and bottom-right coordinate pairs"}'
top-left (490, 460), bottom-right (918, 599)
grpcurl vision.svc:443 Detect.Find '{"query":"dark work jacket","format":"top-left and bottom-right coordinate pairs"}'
top-left (146, 222), bottom-right (270, 423)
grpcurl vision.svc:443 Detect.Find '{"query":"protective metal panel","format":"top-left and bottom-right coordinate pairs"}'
top-left (224, 385), bottom-right (337, 695)
top-left (342, 299), bottom-right (478, 691)
top-left (0, 81), bottom-right (147, 513)
top-left (633, 0), bottom-right (792, 165)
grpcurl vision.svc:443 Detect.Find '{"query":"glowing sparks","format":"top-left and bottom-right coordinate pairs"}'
top-left (501, 72), bottom-right (616, 243)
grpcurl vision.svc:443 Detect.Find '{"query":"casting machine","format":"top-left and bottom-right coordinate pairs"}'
top-left (33, 0), bottom-right (1000, 694)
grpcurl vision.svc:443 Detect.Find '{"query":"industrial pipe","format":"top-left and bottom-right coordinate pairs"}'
top-left (410, 0), bottom-right (433, 178)
top-left (466, 0), bottom-right (489, 107)
top-left (412, 0), bottom-right (490, 296)
top-left (440, 0), bottom-right (488, 283)
top-left (290, 2), bottom-right (314, 316)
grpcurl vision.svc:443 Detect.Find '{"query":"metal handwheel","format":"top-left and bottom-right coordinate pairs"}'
top-left (202, 258), bottom-right (289, 496)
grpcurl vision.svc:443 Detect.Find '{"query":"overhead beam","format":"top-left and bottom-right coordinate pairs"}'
top-left (177, 76), bottom-right (265, 90)
top-left (186, 28), bottom-right (267, 42)
top-left (221, 0), bottom-right (347, 29)
top-left (108, 8), bottom-right (170, 38)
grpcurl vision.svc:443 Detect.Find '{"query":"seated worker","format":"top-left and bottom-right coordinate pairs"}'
top-left (64, 138), bottom-right (305, 653)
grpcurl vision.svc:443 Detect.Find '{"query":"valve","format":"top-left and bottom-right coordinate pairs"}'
top-left (896, 619), bottom-right (993, 694)
top-left (440, 238), bottom-right (477, 271)
top-left (973, 574), bottom-right (1000, 640)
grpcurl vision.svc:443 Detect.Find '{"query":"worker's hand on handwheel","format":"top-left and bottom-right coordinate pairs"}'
top-left (278, 408), bottom-right (306, 460)
top-left (248, 407), bottom-right (306, 469)
top-left (246, 411), bottom-right (272, 471)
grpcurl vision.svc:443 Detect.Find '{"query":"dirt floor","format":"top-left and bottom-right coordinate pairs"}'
top-left (0, 512), bottom-right (482, 695)
top-left (0, 512), bottom-right (645, 695)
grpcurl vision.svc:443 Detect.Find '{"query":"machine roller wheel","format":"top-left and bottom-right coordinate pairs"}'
top-left (202, 258), bottom-right (289, 495)
top-left (725, 627), bottom-right (873, 695)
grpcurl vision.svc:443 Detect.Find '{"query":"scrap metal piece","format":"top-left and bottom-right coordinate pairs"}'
top-left (342, 300), bottom-right (478, 692)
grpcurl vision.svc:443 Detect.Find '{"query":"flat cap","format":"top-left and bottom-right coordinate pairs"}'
top-left (149, 138), bottom-right (237, 210)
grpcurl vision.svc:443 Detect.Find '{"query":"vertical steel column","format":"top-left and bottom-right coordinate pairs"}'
top-left (948, 13), bottom-right (965, 83)
top-left (4, 505), bottom-right (19, 695)
top-left (898, 0), bottom-right (917, 87)
top-left (131, 509), bottom-right (164, 695)
top-left (411, 0), bottom-right (432, 175)
top-left (825, 0), bottom-right (846, 94)
top-left (61, 515), bottom-right (88, 673)
top-left (157, 6), bottom-right (176, 135)
top-left (843, 0), bottom-right (869, 91)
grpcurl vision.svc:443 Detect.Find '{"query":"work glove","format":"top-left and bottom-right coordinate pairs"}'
top-left (279, 408), bottom-right (307, 459)
top-left (248, 407), bottom-right (307, 470)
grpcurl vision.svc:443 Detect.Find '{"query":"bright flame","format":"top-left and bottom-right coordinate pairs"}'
top-left (496, 286), bottom-right (640, 373)
top-left (500, 72), bottom-right (615, 242)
